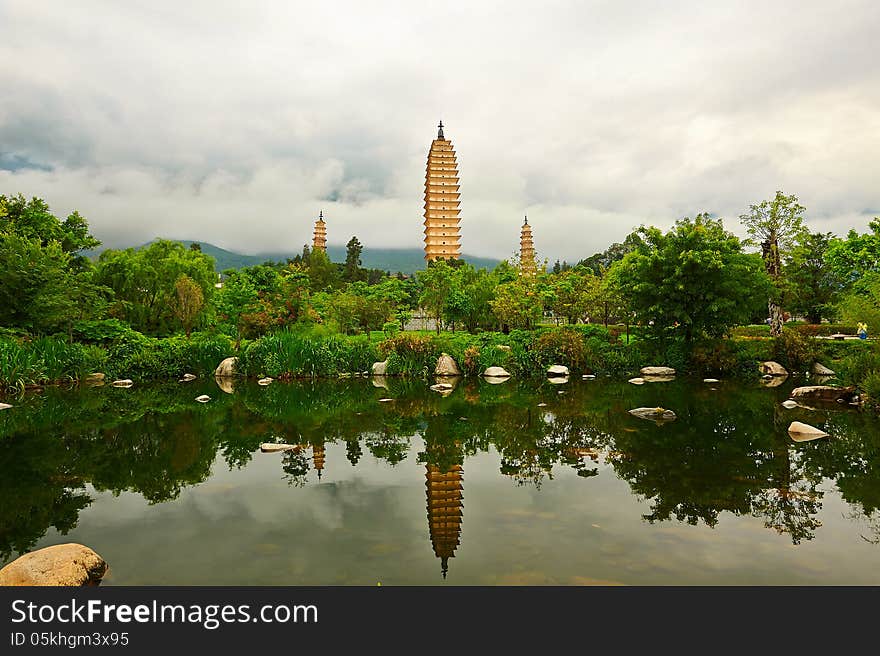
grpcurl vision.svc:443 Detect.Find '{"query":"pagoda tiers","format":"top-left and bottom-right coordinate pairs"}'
top-left (425, 463), bottom-right (463, 579)
top-left (312, 441), bottom-right (325, 480)
top-left (423, 121), bottom-right (461, 261)
top-left (313, 211), bottom-right (327, 252)
top-left (520, 215), bottom-right (536, 274)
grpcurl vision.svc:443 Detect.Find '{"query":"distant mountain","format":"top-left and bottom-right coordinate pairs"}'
top-left (88, 240), bottom-right (501, 275)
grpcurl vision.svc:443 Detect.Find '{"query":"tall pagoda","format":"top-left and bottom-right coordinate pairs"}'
top-left (520, 215), bottom-right (536, 274)
top-left (313, 210), bottom-right (327, 252)
top-left (423, 121), bottom-right (461, 261)
top-left (425, 463), bottom-right (464, 579)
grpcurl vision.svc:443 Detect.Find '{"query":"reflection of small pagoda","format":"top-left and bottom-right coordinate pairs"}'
top-left (425, 464), bottom-right (463, 578)
top-left (312, 440), bottom-right (325, 480)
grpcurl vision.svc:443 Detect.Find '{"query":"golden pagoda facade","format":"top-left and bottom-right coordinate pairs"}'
top-left (423, 121), bottom-right (461, 261)
top-left (425, 463), bottom-right (463, 578)
top-left (520, 216), bottom-right (536, 274)
top-left (313, 210), bottom-right (327, 252)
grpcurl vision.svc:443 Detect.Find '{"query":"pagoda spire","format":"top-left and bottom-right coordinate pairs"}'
top-left (423, 122), bottom-right (461, 261)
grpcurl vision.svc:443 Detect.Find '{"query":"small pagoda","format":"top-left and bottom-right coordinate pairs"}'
top-left (425, 463), bottom-right (464, 578)
top-left (520, 215), bottom-right (536, 274)
top-left (423, 121), bottom-right (461, 261)
top-left (313, 210), bottom-right (327, 253)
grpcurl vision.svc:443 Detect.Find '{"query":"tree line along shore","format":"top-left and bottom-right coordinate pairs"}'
top-left (1, 191), bottom-right (878, 406)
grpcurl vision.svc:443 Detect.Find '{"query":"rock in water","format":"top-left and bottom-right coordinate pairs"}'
top-left (790, 385), bottom-right (857, 404)
top-left (760, 361), bottom-right (788, 376)
top-left (788, 421), bottom-right (830, 442)
top-left (629, 407), bottom-right (676, 422)
top-left (0, 403), bottom-right (12, 410)
top-left (195, 395), bottom-right (211, 403)
top-left (582, 374), bottom-right (596, 380)
top-left (180, 373), bottom-right (197, 382)
top-left (548, 376), bottom-right (570, 385)
top-left (0, 543), bottom-right (107, 586)
top-left (781, 399), bottom-right (798, 409)
top-left (214, 357), bottom-right (239, 378)
top-left (260, 443), bottom-right (299, 453)
top-left (435, 353), bottom-right (462, 377)
top-left (760, 375), bottom-right (788, 388)
top-left (257, 377), bottom-right (273, 386)
top-left (111, 379), bottom-right (133, 388)
top-left (483, 366), bottom-right (511, 378)
top-left (640, 366), bottom-right (676, 376)
top-left (430, 383), bottom-right (454, 392)
top-left (371, 360), bottom-right (388, 376)
top-left (547, 365), bottom-right (570, 377)
top-left (85, 372), bottom-right (105, 382)
top-left (643, 375), bottom-right (675, 383)
top-left (703, 378), bottom-right (720, 383)
top-left (628, 377), bottom-right (645, 385)
top-left (811, 362), bottom-right (835, 376)
top-left (215, 376), bottom-right (235, 394)
top-left (378, 398), bottom-right (394, 402)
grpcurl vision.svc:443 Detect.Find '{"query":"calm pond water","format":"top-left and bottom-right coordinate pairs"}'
top-left (2, 375), bottom-right (880, 585)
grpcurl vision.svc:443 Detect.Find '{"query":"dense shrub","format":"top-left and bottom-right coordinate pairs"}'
top-left (771, 328), bottom-right (820, 372)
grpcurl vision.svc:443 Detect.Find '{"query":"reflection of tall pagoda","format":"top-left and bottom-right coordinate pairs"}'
top-left (425, 464), bottom-right (463, 578)
top-left (423, 121), bottom-right (461, 261)
top-left (313, 211), bottom-right (327, 252)
top-left (520, 215), bottom-right (536, 274)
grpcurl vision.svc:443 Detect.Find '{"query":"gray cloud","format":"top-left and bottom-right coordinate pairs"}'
top-left (1, 0), bottom-right (878, 260)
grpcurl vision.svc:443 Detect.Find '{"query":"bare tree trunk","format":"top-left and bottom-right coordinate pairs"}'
top-left (769, 301), bottom-right (784, 336)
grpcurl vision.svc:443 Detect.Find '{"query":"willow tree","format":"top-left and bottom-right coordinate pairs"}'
top-left (739, 191), bottom-right (807, 335)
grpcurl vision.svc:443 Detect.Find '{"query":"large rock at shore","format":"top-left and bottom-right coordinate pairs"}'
top-left (547, 365), bottom-right (570, 377)
top-left (629, 407), bottom-right (676, 422)
top-left (788, 421), bottom-right (830, 442)
top-left (483, 366), bottom-right (511, 378)
top-left (643, 375), bottom-right (675, 383)
top-left (811, 362), bottom-right (835, 376)
top-left (0, 544), bottom-right (107, 586)
top-left (371, 360), bottom-right (388, 376)
top-left (0, 403), bottom-right (12, 410)
top-left (760, 361), bottom-right (788, 376)
top-left (790, 385), bottom-right (857, 404)
top-left (214, 357), bottom-right (239, 378)
top-left (640, 366), bottom-right (675, 376)
top-left (435, 353), bottom-right (462, 377)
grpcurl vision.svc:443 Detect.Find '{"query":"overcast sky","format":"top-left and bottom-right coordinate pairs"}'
top-left (1, 0), bottom-right (878, 261)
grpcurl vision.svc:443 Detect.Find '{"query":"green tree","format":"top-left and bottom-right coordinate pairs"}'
top-left (739, 190), bottom-right (808, 335)
top-left (549, 268), bottom-right (601, 324)
top-left (306, 248), bottom-right (339, 291)
top-left (785, 232), bottom-right (843, 323)
top-left (170, 274), bottom-right (206, 338)
top-left (418, 259), bottom-right (455, 334)
top-left (825, 218), bottom-right (880, 287)
top-left (490, 275), bottom-right (544, 330)
top-left (94, 240), bottom-right (216, 335)
top-left (343, 236), bottom-right (364, 283)
top-left (608, 214), bottom-right (771, 341)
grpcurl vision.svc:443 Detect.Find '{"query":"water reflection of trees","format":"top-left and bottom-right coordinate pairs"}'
top-left (3, 377), bottom-right (880, 563)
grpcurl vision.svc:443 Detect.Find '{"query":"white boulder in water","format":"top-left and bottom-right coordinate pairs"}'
top-left (258, 377), bottom-right (273, 386)
top-left (195, 395), bottom-right (211, 403)
top-left (180, 373), bottom-right (197, 382)
top-left (788, 421), bottom-right (829, 442)
top-left (111, 379), bottom-right (133, 388)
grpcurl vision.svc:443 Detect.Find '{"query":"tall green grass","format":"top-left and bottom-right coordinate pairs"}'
top-left (0, 337), bottom-right (104, 392)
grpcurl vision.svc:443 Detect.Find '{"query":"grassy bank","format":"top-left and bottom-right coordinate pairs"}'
top-left (3, 325), bottom-right (879, 407)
